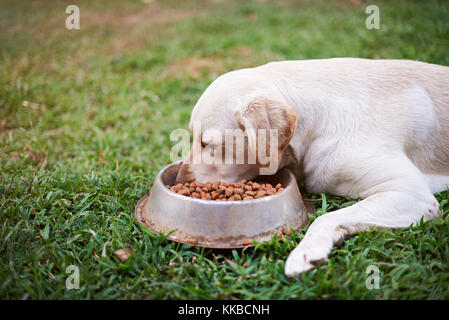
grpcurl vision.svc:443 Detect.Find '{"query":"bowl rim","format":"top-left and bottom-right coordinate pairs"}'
top-left (155, 161), bottom-right (294, 205)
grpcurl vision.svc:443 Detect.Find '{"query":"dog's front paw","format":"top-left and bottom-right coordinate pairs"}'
top-left (284, 250), bottom-right (316, 276)
top-left (284, 237), bottom-right (332, 277)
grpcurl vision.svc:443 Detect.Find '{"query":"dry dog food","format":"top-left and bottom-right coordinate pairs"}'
top-left (167, 180), bottom-right (284, 201)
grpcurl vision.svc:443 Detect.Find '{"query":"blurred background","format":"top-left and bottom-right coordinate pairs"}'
top-left (1, 0), bottom-right (448, 299)
top-left (2, 0), bottom-right (448, 174)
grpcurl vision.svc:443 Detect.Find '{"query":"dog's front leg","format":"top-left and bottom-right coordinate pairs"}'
top-left (284, 189), bottom-right (440, 277)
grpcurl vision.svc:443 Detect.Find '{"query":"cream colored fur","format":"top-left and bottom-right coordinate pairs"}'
top-left (176, 58), bottom-right (449, 276)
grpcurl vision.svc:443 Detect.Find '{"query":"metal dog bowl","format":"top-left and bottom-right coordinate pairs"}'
top-left (135, 161), bottom-right (310, 248)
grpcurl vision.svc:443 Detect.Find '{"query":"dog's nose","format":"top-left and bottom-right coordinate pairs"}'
top-left (175, 164), bottom-right (194, 184)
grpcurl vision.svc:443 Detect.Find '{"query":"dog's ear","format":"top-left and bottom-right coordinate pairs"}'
top-left (235, 96), bottom-right (298, 164)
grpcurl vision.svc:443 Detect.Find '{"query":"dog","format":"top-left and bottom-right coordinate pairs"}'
top-left (175, 58), bottom-right (449, 277)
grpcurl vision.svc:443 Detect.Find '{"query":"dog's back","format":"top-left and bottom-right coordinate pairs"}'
top-left (258, 58), bottom-right (449, 175)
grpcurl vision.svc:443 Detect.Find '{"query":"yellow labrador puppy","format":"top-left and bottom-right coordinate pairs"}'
top-left (175, 58), bottom-right (449, 277)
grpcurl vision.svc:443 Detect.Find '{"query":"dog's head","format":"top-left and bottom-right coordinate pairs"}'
top-left (175, 70), bottom-right (298, 184)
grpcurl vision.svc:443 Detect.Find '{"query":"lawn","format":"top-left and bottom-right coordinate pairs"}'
top-left (1, 0), bottom-right (448, 299)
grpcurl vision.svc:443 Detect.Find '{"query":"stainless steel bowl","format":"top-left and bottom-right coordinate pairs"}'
top-left (135, 161), bottom-right (310, 248)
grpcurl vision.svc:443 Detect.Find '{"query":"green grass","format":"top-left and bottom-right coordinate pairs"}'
top-left (1, 0), bottom-right (449, 299)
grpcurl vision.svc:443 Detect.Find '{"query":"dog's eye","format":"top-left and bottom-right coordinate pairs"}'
top-left (201, 141), bottom-right (207, 148)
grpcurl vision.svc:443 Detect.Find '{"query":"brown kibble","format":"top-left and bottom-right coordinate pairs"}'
top-left (212, 181), bottom-right (220, 190)
top-left (242, 239), bottom-right (251, 246)
top-left (169, 180), bottom-right (283, 201)
top-left (186, 237), bottom-right (197, 245)
top-left (211, 192), bottom-right (220, 200)
top-left (256, 190), bottom-right (266, 197)
top-left (114, 248), bottom-right (134, 262)
top-left (178, 187), bottom-right (190, 196)
top-left (191, 192), bottom-right (200, 199)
